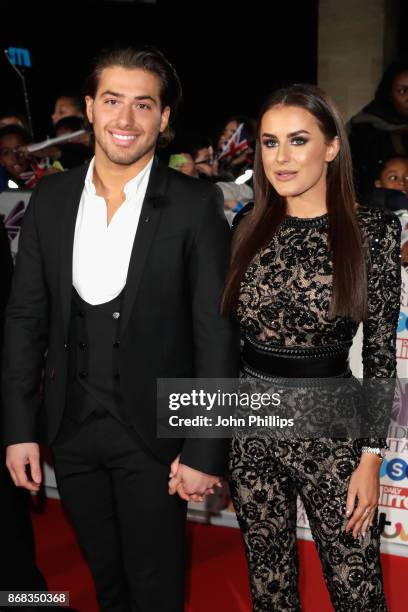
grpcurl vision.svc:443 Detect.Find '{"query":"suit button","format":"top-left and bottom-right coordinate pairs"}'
top-left (78, 342), bottom-right (87, 349)
top-left (79, 371), bottom-right (88, 379)
top-left (113, 341), bottom-right (120, 348)
top-left (112, 312), bottom-right (120, 320)
top-left (64, 343), bottom-right (69, 350)
top-left (113, 372), bottom-right (120, 380)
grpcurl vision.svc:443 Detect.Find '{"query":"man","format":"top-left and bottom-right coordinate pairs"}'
top-left (3, 47), bottom-right (238, 612)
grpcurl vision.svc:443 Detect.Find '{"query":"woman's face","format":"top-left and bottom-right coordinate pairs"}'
top-left (260, 105), bottom-right (339, 202)
top-left (391, 71), bottom-right (408, 118)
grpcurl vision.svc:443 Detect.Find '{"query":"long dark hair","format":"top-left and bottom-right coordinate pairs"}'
top-left (83, 45), bottom-right (182, 147)
top-left (221, 84), bottom-right (368, 323)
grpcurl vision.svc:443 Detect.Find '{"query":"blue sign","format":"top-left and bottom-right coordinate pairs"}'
top-left (8, 48), bottom-right (31, 68)
top-left (397, 311), bottom-right (408, 334)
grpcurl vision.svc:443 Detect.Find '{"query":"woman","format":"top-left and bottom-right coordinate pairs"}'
top-left (223, 84), bottom-right (401, 611)
top-left (349, 61), bottom-right (408, 204)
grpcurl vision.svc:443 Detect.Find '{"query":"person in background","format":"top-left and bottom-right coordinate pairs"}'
top-left (368, 156), bottom-right (408, 211)
top-left (0, 125), bottom-right (33, 189)
top-left (217, 114), bottom-right (256, 180)
top-left (0, 126), bottom-right (61, 191)
top-left (51, 94), bottom-right (84, 126)
top-left (349, 61), bottom-right (408, 203)
top-left (0, 112), bottom-right (30, 131)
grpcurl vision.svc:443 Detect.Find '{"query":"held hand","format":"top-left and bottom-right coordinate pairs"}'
top-left (345, 453), bottom-right (381, 539)
top-left (6, 443), bottom-right (42, 492)
top-left (168, 462), bottom-right (222, 502)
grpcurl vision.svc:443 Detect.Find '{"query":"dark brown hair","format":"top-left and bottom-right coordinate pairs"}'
top-left (221, 83), bottom-right (368, 323)
top-left (83, 46), bottom-right (182, 147)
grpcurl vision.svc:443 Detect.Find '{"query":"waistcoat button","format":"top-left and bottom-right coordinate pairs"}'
top-left (113, 341), bottom-right (120, 348)
top-left (112, 312), bottom-right (120, 320)
top-left (79, 371), bottom-right (88, 379)
top-left (79, 342), bottom-right (87, 349)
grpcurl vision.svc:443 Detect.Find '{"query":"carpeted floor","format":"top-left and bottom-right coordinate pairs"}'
top-left (32, 499), bottom-right (407, 611)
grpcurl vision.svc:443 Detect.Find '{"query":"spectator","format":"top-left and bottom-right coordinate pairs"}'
top-left (0, 112), bottom-right (30, 131)
top-left (216, 114), bottom-right (256, 180)
top-left (368, 156), bottom-right (408, 211)
top-left (51, 94), bottom-right (84, 126)
top-left (349, 61), bottom-right (408, 202)
top-left (0, 125), bottom-right (32, 189)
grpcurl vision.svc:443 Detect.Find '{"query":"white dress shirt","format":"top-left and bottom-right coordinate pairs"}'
top-left (72, 156), bottom-right (153, 305)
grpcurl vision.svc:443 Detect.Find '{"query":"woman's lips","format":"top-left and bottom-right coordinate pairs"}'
top-left (274, 171), bottom-right (298, 182)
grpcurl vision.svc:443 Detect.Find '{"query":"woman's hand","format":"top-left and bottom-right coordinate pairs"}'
top-left (344, 453), bottom-right (382, 539)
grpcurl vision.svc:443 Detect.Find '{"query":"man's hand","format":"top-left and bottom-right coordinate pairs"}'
top-left (6, 443), bottom-right (42, 492)
top-left (168, 455), bottom-right (222, 502)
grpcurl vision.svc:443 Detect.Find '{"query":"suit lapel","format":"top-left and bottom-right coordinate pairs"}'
top-left (120, 157), bottom-right (169, 336)
top-left (59, 165), bottom-right (88, 338)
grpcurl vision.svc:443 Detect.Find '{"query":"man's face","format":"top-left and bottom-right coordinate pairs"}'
top-left (85, 66), bottom-right (170, 167)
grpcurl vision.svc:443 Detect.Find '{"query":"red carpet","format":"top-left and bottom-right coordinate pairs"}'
top-left (32, 499), bottom-right (407, 611)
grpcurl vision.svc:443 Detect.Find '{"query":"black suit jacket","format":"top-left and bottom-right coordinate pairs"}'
top-left (2, 158), bottom-right (239, 475)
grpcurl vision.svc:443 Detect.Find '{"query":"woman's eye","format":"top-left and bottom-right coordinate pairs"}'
top-left (388, 175), bottom-right (397, 181)
top-left (263, 139), bottom-right (278, 148)
top-left (291, 137), bottom-right (307, 145)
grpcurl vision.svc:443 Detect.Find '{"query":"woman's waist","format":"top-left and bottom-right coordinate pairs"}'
top-left (242, 335), bottom-right (352, 379)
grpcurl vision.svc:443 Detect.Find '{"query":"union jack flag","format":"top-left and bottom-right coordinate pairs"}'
top-left (217, 123), bottom-right (249, 161)
top-left (3, 200), bottom-right (26, 240)
top-left (20, 158), bottom-right (49, 189)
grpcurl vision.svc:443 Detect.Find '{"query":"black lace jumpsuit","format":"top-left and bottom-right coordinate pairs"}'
top-left (229, 208), bottom-right (401, 612)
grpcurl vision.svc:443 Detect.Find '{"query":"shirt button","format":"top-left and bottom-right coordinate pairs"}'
top-left (78, 342), bottom-right (87, 349)
top-left (112, 312), bottom-right (120, 320)
top-left (79, 371), bottom-right (88, 379)
top-left (113, 341), bottom-right (120, 348)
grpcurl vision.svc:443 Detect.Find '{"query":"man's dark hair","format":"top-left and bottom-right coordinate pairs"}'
top-left (83, 46), bottom-right (182, 147)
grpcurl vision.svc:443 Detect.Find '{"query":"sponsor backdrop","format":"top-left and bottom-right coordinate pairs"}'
top-left (1, 191), bottom-right (407, 556)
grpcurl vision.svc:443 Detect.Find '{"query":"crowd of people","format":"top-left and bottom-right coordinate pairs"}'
top-left (2, 60), bottom-right (408, 227)
top-left (0, 47), bottom-right (406, 612)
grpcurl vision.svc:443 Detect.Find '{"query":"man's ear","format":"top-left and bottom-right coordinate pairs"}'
top-left (326, 135), bottom-right (340, 162)
top-left (160, 106), bottom-right (171, 133)
top-left (85, 96), bottom-right (94, 125)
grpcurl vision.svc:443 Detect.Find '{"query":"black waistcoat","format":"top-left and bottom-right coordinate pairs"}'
top-left (65, 289), bottom-right (126, 423)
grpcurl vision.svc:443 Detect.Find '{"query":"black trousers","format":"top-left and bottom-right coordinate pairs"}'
top-left (52, 412), bottom-right (187, 612)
